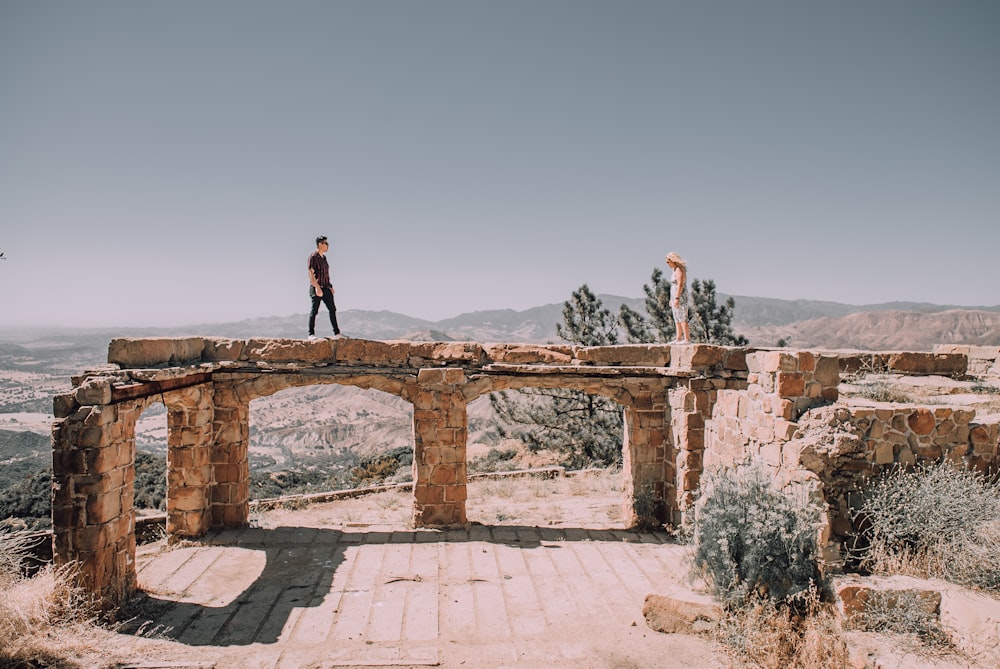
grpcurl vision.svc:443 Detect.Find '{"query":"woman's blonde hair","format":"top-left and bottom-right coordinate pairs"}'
top-left (665, 252), bottom-right (686, 267)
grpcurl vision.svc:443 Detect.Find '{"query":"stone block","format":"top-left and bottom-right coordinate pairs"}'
top-left (672, 344), bottom-right (725, 370)
top-left (798, 351), bottom-right (815, 372)
top-left (886, 352), bottom-right (966, 377)
top-left (171, 485), bottom-right (209, 512)
top-left (722, 348), bottom-right (749, 371)
top-left (813, 355), bottom-right (841, 387)
top-left (108, 337), bottom-right (205, 367)
top-left (201, 338), bottom-right (245, 361)
top-left (642, 593), bottom-right (722, 635)
top-left (335, 338), bottom-right (410, 365)
top-left (776, 372), bottom-right (806, 398)
top-left (576, 344), bottom-right (671, 367)
top-left (838, 352), bottom-right (885, 374)
top-left (873, 440), bottom-right (894, 465)
top-left (416, 368), bottom-right (466, 386)
top-left (53, 393), bottom-right (79, 418)
top-left (404, 341), bottom-right (484, 365)
top-left (762, 351), bottom-right (800, 373)
top-left (245, 337), bottom-right (333, 363)
top-left (76, 378), bottom-right (112, 406)
top-left (907, 408), bottom-right (936, 436)
top-left (836, 580), bottom-right (941, 621)
top-left (86, 491), bottom-right (123, 525)
top-left (483, 343), bottom-right (575, 365)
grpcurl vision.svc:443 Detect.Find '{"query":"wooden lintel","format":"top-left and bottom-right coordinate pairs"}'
top-left (110, 372), bottom-right (213, 402)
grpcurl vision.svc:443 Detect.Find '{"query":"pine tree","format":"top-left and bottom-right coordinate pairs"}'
top-left (490, 284), bottom-right (624, 468)
top-left (641, 267), bottom-right (675, 343)
top-left (689, 278), bottom-right (749, 345)
top-left (556, 284), bottom-right (619, 346)
top-left (617, 304), bottom-right (653, 344)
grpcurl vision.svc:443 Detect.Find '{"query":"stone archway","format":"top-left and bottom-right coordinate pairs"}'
top-left (463, 373), bottom-right (677, 527)
top-left (52, 337), bottom-right (754, 606)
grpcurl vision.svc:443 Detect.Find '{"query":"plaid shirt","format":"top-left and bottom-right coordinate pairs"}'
top-left (308, 251), bottom-right (331, 286)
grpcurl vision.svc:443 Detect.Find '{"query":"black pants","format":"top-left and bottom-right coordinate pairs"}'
top-left (308, 286), bottom-right (340, 336)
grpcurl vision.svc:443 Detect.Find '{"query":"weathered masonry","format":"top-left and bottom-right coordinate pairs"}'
top-left (51, 338), bottom-right (1000, 606)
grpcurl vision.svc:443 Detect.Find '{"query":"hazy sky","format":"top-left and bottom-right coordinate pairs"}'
top-left (2, 1), bottom-right (998, 328)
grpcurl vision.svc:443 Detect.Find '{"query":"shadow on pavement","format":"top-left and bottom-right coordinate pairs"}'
top-left (119, 522), bottom-right (676, 647)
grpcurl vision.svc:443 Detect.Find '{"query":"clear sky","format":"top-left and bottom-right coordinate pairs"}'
top-left (1, 1), bottom-right (998, 328)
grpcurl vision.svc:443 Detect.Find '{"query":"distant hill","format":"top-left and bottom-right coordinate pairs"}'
top-left (740, 309), bottom-right (1000, 351)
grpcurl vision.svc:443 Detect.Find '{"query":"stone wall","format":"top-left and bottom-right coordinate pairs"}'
top-left (934, 344), bottom-right (1000, 379)
top-left (704, 349), bottom-right (1000, 563)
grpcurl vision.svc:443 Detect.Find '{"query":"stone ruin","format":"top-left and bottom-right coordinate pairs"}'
top-left (50, 337), bottom-right (1000, 607)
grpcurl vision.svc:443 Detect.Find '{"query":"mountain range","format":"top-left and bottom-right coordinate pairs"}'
top-left (3, 294), bottom-right (1000, 352)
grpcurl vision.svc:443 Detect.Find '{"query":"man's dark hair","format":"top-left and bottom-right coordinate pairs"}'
top-left (316, 235), bottom-right (328, 246)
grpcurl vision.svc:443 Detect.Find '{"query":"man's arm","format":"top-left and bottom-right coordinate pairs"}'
top-left (308, 263), bottom-right (323, 296)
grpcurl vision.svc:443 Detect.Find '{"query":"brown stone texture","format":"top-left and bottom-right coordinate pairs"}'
top-left (245, 337), bottom-right (334, 363)
top-left (576, 344), bottom-right (670, 367)
top-left (483, 343), bottom-right (574, 365)
top-left (108, 336), bottom-right (205, 367)
top-left (642, 593), bottom-right (722, 635)
top-left (907, 408), bottom-right (936, 435)
top-left (886, 352), bottom-right (966, 376)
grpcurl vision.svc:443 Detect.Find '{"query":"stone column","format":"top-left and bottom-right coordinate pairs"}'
top-left (411, 369), bottom-right (468, 527)
top-left (51, 386), bottom-right (139, 608)
top-left (670, 380), bottom-right (717, 520)
top-left (210, 382), bottom-right (251, 530)
top-left (165, 384), bottom-right (214, 538)
top-left (620, 386), bottom-right (673, 527)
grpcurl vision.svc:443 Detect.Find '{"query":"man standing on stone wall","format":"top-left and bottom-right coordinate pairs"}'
top-left (307, 235), bottom-right (343, 339)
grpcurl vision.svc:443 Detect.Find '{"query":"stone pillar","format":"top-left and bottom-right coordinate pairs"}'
top-left (210, 382), bottom-right (251, 530)
top-left (621, 388), bottom-right (673, 527)
top-left (670, 380), bottom-right (718, 520)
top-left (411, 369), bottom-right (468, 527)
top-left (747, 350), bottom-right (839, 422)
top-left (165, 384), bottom-right (214, 538)
top-left (51, 392), bottom-right (138, 608)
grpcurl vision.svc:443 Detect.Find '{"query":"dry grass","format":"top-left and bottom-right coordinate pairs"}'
top-left (0, 531), bottom-right (109, 668)
top-left (855, 462), bottom-right (1000, 593)
top-left (466, 469), bottom-right (625, 527)
top-left (714, 588), bottom-right (851, 669)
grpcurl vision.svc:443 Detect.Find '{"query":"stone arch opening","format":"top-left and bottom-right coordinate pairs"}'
top-left (465, 389), bottom-right (631, 528)
top-left (464, 375), bottom-right (675, 528)
top-left (133, 399), bottom-right (167, 517)
top-left (246, 382), bottom-right (414, 500)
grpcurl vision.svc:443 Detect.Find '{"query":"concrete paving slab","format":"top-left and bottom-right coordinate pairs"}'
top-left (128, 520), bottom-right (726, 668)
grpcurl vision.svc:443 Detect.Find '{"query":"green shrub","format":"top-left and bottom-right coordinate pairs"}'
top-left (468, 447), bottom-right (519, 473)
top-left (853, 461), bottom-right (1000, 591)
top-left (691, 462), bottom-right (824, 606)
top-left (350, 446), bottom-right (412, 486)
top-left (632, 482), bottom-right (665, 531)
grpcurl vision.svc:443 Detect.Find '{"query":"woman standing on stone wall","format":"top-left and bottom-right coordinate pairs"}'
top-left (666, 252), bottom-right (691, 343)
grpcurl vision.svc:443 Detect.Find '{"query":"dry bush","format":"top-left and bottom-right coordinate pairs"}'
top-left (854, 461), bottom-right (1000, 592)
top-left (852, 589), bottom-right (951, 648)
top-left (714, 587), bottom-right (850, 669)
